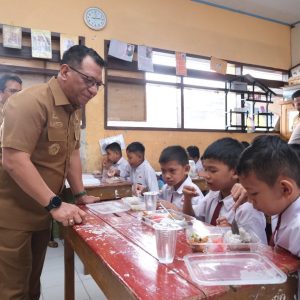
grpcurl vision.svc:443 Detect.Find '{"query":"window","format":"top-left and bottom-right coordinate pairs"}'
top-left (105, 41), bottom-right (288, 132)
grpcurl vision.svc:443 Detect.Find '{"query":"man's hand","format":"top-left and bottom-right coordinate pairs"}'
top-left (50, 202), bottom-right (87, 226)
top-left (76, 194), bottom-right (100, 204)
top-left (231, 183), bottom-right (248, 211)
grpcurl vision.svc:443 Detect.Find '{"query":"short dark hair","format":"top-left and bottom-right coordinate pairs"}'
top-left (202, 137), bottom-right (244, 169)
top-left (126, 142), bottom-right (145, 155)
top-left (292, 90), bottom-right (300, 100)
top-left (186, 145), bottom-right (200, 159)
top-left (241, 141), bottom-right (250, 148)
top-left (237, 135), bottom-right (300, 187)
top-left (159, 145), bottom-right (189, 166)
top-left (105, 142), bottom-right (121, 153)
top-left (60, 45), bottom-right (105, 69)
top-left (0, 74), bottom-right (22, 92)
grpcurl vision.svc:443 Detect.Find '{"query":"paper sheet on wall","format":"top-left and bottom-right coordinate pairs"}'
top-left (60, 34), bottom-right (78, 59)
top-left (137, 45), bottom-right (154, 72)
top-left (99, 134), bottom-right (126, 155)
top-left (210, 56), bottom-right (227, 75)
top-left (31, 29), bottom-right (52, 59)
top-left (176, 52), bottom-right (187, 76)
top-left (108, 39), bottom-right (135, 62)
top-left (3, 24), bottom-right (22, 49)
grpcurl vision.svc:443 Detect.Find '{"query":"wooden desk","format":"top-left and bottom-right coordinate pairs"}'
top-left (64, 206), bottom-right (299, 300)
top-left (62, 180), bottom-right (132, 202)
top-left (192, 177), bottom-right (209, 194)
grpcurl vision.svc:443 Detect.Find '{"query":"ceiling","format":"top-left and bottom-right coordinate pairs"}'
top-left (192, 0), bottom-right (300, 26)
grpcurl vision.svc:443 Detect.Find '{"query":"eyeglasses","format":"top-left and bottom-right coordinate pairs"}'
top-left (4, 88), bottom-right (21, 94)
top-left (68, 65), bottom-right (105, 90)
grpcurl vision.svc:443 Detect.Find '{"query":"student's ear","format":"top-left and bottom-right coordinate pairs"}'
top-left (184, 164), bottom-right (190, 174)
top-left (59, 64), bottom-right (70, 80)
top-left (279, 179), bottom-right (293, 196)
top-left (231, 168), bottom-right (239, 180)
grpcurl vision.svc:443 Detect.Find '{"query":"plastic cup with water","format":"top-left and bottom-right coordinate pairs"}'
top-left (143, 191), bottom-right (159, 211)
top-left (154, 223), bottom-right (180, 264)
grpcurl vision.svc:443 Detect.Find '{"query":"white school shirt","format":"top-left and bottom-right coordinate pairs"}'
top-left (160, 176), bottom-right (204, 210)
top-left (113, 157), bottom-right (130, 179)
top-left (129, 160), bottom-right (159, 192)
top-left (194, 191), bottom-right (235, 224)
top-left (273, 196), bottom-right (300, 300)
top-left (235, 202), bottom-right (267, 244)
top-left (195, 159), bottom-right (204, 173)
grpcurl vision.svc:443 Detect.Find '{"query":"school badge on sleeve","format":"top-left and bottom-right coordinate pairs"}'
top-left (48, 143), bottom-right (60, 155)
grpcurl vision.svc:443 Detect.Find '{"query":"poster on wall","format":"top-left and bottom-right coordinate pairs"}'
top-left (108, 39), bottom-right (135, 62)
top-left (137, 45), bottom-right (154, 72)
top-left (31, 29), bottom-right (52, 59)
top-left (210, 56), bottom-right (227, 75)
top-left (60, 34), bottom-right (79, 59)
top-left (99, 134), bottom-right (126, 155)
top-left (175, 52), bottom-right (187, 76)
top-left (3, 25), bottom-right (22, 49)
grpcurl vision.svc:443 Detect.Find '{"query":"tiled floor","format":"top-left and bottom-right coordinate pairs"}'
top-left (40, 239), bottom-right (107, 300)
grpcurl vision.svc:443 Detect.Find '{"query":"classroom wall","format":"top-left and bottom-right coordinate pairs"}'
top-left (291, 24), bottom-right (300, 67)
top-left (0, 0), bottom-right (289, 171)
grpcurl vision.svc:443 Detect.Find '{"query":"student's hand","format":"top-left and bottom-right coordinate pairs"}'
top-left (132, 183), bottom-right (146, 196)
top-left (182, 185), bottom-right (199, 200)
top-left (231, 183), bottom-right (248, 211)
top-left (157, 199), bottom-right (180, 211)
top-left (216, 216), bottom-right (230, 227)
top-left (107, 166), bottom-right (117, 177)
top-left (76, 194), bottom-right (100, 205)
top-left (50, 202), bottom-right (87, 226)
top-left (102, 158), bottom-right (112, 170)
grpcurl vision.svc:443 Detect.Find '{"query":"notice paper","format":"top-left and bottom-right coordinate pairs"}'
top-left (138, 45), bottom-right (154, 72)
top-left (108, 39), bottom-right (135, 62)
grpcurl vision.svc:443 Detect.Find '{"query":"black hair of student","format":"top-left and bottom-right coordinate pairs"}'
top-left (202, 137), bottom-right (244, 169)
top-left (60, 45), bottom-right (105, 69)
top-left (186, 145), bottom-right (200, 159)
top-left (292, 90), bottom-right (300, 100)
top-left (237, 135), bottom-right (300, 187)
top-left (105, 142), bottom-right (121, 153)
top-left (126, 142), bottom-right (145, 155)
top-left (241, 141), bottom-right (250, 149)
top-left (159, 145), bottom-right (189, 166)
top-left (0, 74), bottom-right (22, 92)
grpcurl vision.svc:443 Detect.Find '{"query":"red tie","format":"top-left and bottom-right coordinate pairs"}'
top-left (210, 201), bottom-right (223, 226)
top-left (269, 214), bottom-right (282, 247)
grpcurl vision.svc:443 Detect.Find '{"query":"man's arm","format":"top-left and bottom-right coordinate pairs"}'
top-left (67, 149), bottom-right (100, 204)
top-left (2, 147), bottom-right (86, 225)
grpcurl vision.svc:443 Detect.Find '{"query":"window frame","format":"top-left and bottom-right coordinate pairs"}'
top-left (104, 40), bottom-right (287, 132)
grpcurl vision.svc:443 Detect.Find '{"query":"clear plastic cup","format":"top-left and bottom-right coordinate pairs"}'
top-left (144, 191), bottom-right (159, 211)
top-left (154, 223), bottom-right (180, 264)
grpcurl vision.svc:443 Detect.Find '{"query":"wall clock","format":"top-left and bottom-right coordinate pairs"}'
top-left (84, 7), bottom-right (107, 30)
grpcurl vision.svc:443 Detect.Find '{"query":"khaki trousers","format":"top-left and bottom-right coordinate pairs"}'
top-left (0, 227), bottom-right (50, 300)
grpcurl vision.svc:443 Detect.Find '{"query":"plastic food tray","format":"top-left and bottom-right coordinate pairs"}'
top-left (141, 209), bottom-right (195, 229)
top-left (184, 252), bottom-right (287, 286)
top-left (86, 200), bottom-right (130, 214)
top-left (186, 226), bottom-right (260, 253)
top-left (122, 197), bottom-right (146, 211)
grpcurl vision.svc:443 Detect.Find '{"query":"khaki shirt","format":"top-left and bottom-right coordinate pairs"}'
top-left (0, 77), bottom-right (81, 230)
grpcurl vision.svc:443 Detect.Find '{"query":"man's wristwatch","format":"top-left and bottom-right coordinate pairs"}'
top-left (45, 195), bottom-right (62, 212)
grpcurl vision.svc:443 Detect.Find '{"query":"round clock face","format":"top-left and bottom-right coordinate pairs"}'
top-left (84, 7), bottom-right (107, 30)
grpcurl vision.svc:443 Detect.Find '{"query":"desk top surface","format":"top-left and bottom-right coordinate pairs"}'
top-left (70, 205), bottom-right (300, 300)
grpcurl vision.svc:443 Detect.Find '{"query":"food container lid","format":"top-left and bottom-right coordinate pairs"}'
top-left (86, 200), bottom-right (130, 214)
top-left (153, 222), bottom-right (181, 231)
top-left (184, 252), bottom-right (287, 286)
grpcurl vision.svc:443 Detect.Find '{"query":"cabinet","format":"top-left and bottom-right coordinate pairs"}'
top-left (225, 75), bottom-right (275, 132)
top-left (279, 101), bottom-right (298, 141)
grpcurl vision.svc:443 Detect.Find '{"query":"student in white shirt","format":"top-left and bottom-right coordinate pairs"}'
top-left (126, 142), bottom-right (158, 195)
top-left (237, 135), bottom-right (300, 299)
top-left (104, 142), bottom-right (130, 180)
top-left (186, 145), bottom-right (204, 174)
top-left (183, 138), bottom-right (267, 244)
top-left (158, 145), bottom-right (204, 211)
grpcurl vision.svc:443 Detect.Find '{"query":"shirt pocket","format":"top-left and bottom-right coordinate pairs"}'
top-left (48, 127), bottom-right (67, 142)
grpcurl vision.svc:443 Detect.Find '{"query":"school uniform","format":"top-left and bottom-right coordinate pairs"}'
top-left (160, 176), bottom-right (204, 210)
top-left (195, 159), bottom-right (204, 173)
top-left (129, 159), bottom-right (159, 192)
top-left (272, 196), bottom-right (300, 299)
top-left (235, 202), bottom-right (267, 244)
top-left (194, 191), bottom-right (235, 224)
top-left (113, 156), bottom-right (130, 179)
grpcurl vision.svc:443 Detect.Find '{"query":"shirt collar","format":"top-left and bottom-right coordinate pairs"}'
top-left (166, 176), bottom-right (193, 195)
top-left (281, 196), bottom-right (300, 227)
top-left (48, 77), bottom-right (73, 108)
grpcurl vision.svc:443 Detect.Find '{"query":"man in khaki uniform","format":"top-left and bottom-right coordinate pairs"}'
top-left (0, 45), bottom-right (105, 300)
top-left (0, 74), bottom-right (22, 124)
